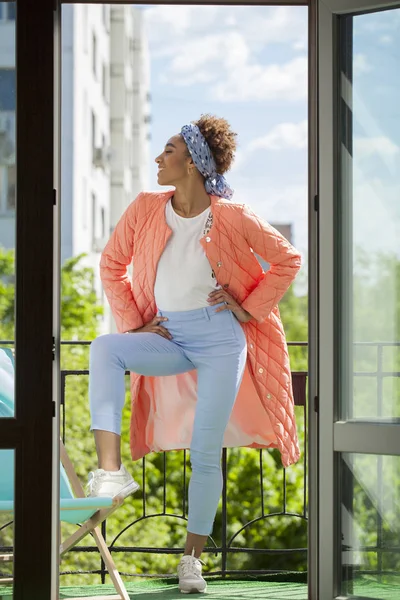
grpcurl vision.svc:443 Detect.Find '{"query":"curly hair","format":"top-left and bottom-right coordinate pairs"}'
top-left (192, 114), bottom-right (237, 175)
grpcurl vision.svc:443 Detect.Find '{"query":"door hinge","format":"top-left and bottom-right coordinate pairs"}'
top-left (52, 336), bottom-right (55, 360)
top-left (314, 194), bottom-right (319, 212)
top-left (53, 189), bottom-right (57, 206)
top-left (314, 396), bottom-right (319, 413)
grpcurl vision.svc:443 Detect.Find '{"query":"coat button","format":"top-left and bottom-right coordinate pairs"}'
top-left (267, 393), bottom-right (272, 399)
top-left (217, 261), bottom-right (222, 268)
top-left (249, 343), bottom-right (254, 349)
top-left (258, 368), bottom-right (264, 374)
top-left (205, 236), bottom-right (211, 242)
top-left (223, 283), bottom-right (229, 289)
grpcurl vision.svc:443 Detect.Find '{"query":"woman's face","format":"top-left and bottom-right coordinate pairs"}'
top-left (155, 135), bottom-right (192, 186)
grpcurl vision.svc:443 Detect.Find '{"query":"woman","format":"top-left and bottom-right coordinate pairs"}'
top-left (88, 114), bottom-right (302, 593)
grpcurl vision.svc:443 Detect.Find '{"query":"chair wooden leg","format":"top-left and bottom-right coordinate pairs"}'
top-left (92, 526), bottom-right (130, 600)
top-left (60, 505), bottom-right (119, 556)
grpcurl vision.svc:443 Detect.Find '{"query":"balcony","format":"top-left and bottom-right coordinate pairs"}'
top-left (1, 341), bottom-right (398, 599)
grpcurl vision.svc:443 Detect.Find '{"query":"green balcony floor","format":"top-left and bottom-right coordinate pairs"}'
top-left (1, 575), bottom-right (400, 599)
top-left (60, 578), bottom-right (308, 600)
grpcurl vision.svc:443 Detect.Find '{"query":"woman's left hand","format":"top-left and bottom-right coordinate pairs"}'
top-left (208, 288), bottom-right (253, 323)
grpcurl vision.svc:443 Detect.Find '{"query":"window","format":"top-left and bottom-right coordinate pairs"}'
top-left (83, 5), bottom-right (88, 53)
top-left (0, 3), bottom-right (16, 21)
top-left (92, 33), bottom-right (97, 78)
top-left (91, 192), bottom-right (97, 246)
top-left (7, 2), bottom-right (15, 20)
top-left (102, 63), bottom-right (108, 102)
top-left (0, 164), bottom-right (15, 213)
top-left (91, 110), bottom-right (96, 160)
top-left (0, 69), bottom-right (16, 111)
top-left (6, 164), bottom-right (15, 210)
top-left (0, 166), bottom-right (5, 211)
top-left (130, 38), bottom-right (139, 53)
top-left (100, 207), bottom-right (105, 238)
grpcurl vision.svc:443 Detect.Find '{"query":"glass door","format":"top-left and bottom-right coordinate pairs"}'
top-left (318, 0), bottom-right (400, 598)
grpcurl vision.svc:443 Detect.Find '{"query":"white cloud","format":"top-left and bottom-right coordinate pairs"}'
top-left (159, 32), bottom-right (250, 86)
top-left (144, 5), bottom-right (220, 43)
top-left (145, 5), bottom-right (307, 50)
top-left (353, 53), bottom-right (372, 76)
top-left (143, 5), bottom-right (308, 103)
top-left (355, 136), bottom-right (399, 159)
top-left (214, 56), bottom-right (307, 102)
top-left (379, 35), bottom-right (393, 45)
top-left (248, 120), bottom-right (307, 151)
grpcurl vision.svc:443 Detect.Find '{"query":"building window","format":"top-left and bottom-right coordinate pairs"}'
top-left (0, 166), bottom-right (6, 211)
top-left (0, 69), bottom-right (16, 111)
top-left (7, 164), bottom-right (15, 210)
top-left (91, 192), bottom-right (97, 247)
top-left (101, 207), bottom-right (105, 238)
top-left (0, 3), bottom-right (16, 21)
top-left (7, 3), bottom-right (16, 20)
top-left (83, 5), bottom-right (88, 53)
top-left (0, 165), bottom-right (15, 213)
top-left (91, 110), bottom-right (96, 161)
top-left (92, 33), bottom-right (97, 78)
top-left (102, 63), bottom-right (108, 102)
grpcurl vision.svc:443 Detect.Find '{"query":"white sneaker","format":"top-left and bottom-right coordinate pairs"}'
top-left (87, 465), bottom-right (140, 499)
top-left (178, 548), bottom-right (207, 594)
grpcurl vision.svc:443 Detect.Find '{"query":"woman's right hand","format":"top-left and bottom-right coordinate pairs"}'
top-left (127, 316), bottom-right (172, 340)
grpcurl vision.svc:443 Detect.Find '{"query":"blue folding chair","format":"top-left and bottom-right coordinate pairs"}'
top-left (0, 348), bottom-right (130, 599)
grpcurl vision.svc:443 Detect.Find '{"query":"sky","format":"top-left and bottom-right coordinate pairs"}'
top-left (141, 5), bottom-right (400, 265)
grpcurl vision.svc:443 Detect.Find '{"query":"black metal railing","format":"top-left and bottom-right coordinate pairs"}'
top-left (2, 339), bottom-right (399, 586)
top-left (57, 340), bottom-right (308, 582)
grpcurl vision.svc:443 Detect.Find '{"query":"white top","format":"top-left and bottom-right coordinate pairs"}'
top-left (154, 199), bottom-right (220, 311)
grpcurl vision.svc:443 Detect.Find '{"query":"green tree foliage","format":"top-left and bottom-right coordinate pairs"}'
top-left (0, 248), bottom-right (14, 340)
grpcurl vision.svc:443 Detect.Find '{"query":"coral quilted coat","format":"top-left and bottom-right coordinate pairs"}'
top-left (100, 190), bottom-right (302, 468)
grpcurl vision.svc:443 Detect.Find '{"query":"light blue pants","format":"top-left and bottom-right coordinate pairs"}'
top-left (89, 303), bottom-right (247, 535)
